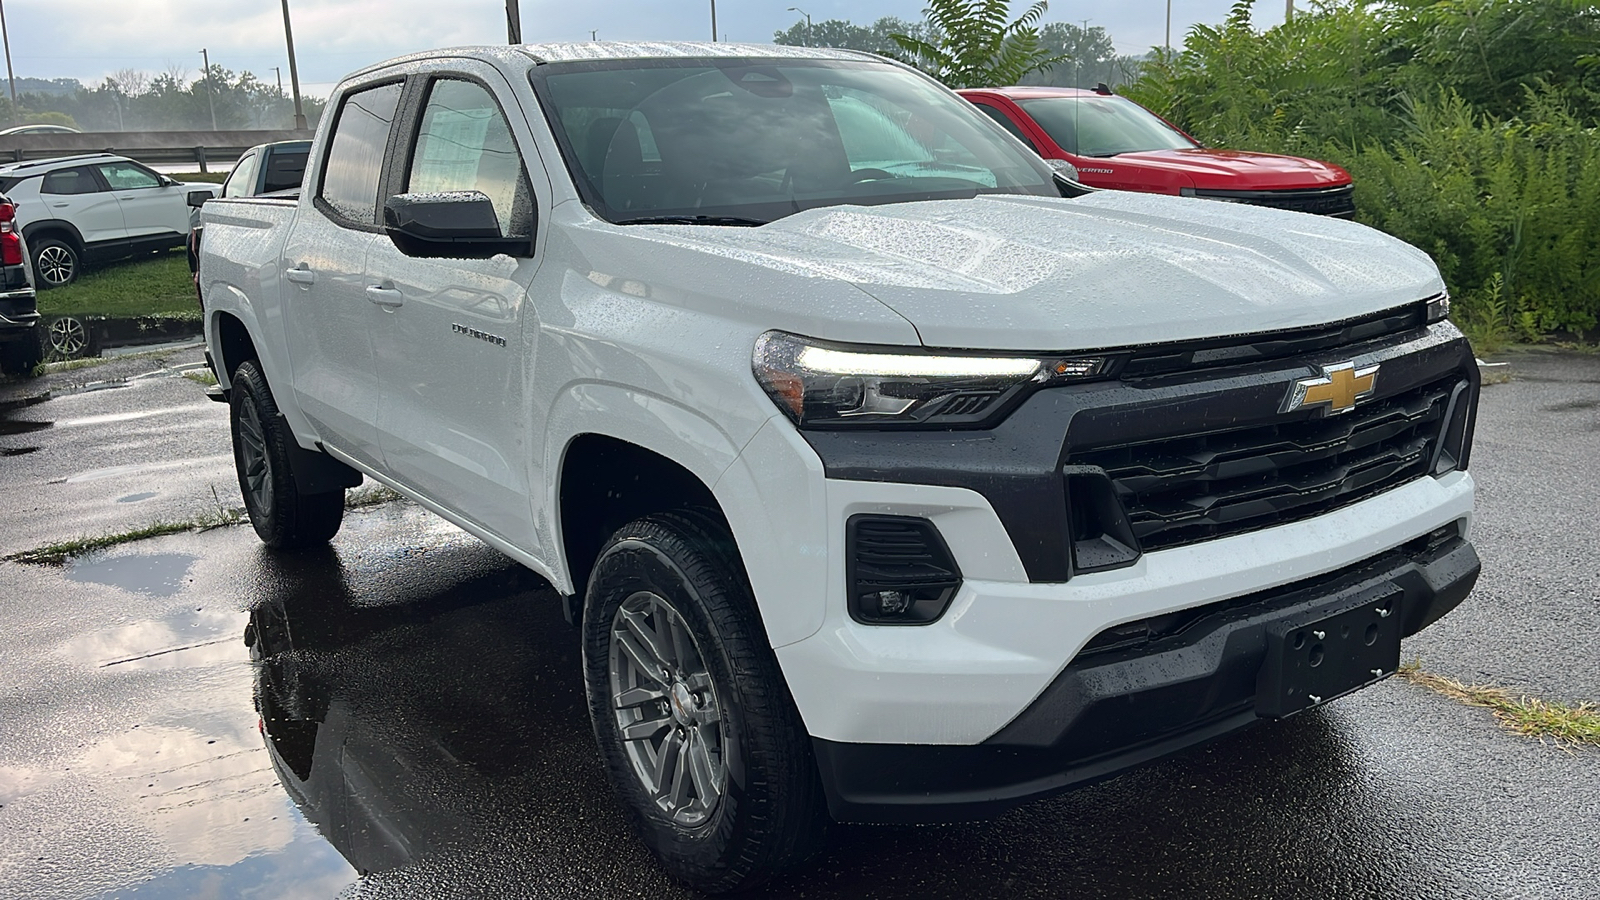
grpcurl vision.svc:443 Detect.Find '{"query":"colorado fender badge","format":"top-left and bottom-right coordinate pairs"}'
top-left (1281, 361), bottom-right (1379, 415)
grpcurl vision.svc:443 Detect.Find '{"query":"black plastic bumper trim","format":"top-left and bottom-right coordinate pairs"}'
top-left (812, 536), bottom-right (1479, 824)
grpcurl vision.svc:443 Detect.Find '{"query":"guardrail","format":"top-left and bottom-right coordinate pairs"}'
top-left (0, 129), bottom-right (314, 171)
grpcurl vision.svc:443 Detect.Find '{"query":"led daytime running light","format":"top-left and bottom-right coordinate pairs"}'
top-left (795, 345), bottom-right (1044, 380)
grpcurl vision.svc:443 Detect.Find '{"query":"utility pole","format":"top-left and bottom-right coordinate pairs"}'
top-left (591, 30), bottom-right (598, 41)
top-left (0, 0), bottom-right (17, 126)
top-left (272, 66), bottom-right (283, 96)
top-left (280, 0), bottom-right (307, 130)
top-left (506, 0), bottom-right (522, 44)
top-left (1286, 0), bottom-right (1295, 20)
top-left (1165, 0), bottom-right (1172, 53)
top-left (710, 0), bottom-right (717, 42)
top-left (787, 7), bottom-right (811, 46)
top-left (199, 48), bottom-right (218, 131)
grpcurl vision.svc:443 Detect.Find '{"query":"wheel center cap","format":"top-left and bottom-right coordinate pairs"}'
top-left (669, 682), bottom-right (695, 725)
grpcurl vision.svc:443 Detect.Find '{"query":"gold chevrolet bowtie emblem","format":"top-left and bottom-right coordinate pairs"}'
top-left (1282, 362), bottom-right (1379, 415)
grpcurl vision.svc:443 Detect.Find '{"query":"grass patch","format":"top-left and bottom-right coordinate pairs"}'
top-left (1398, 661), bottom-right (1600, 750)
top-left (36, 254), bottom-right (199, 319)
top-left (345, 483), bottom-right (403, 509)
top-left (5, 506), bottom-right (244, 566)
top-left (184, 369), bottom-right (218, 387)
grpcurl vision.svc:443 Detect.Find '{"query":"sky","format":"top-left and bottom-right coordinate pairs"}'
top-left (0, 1), bottom-right (1289, 98)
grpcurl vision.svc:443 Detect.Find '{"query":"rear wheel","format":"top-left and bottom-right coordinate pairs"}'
top-left (230, 360), bottom-right (345, 549)
top-left (31, 237), bottom-right (78, 288)
top-left (584, 513), bottom-right (825, 894)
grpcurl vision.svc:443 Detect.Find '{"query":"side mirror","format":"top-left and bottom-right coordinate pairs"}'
top-left (1047, 159), bottom-right (1097, 199)
top-left (382, 191), bottom-right (527, 259)
top-left (187, 190), bottom-right (211, 208)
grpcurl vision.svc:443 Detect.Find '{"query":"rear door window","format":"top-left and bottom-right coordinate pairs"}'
top-left (319, 81), bottom-right (404, 225)
top-left (41, 167), bottom-right (102, 195)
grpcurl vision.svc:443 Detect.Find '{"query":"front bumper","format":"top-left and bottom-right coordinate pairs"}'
top-left (814, 532), bottom-right (1479, 823)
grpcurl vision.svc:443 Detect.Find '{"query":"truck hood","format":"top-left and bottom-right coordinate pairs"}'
top-left (630, 191), bottom-right (1443, 352)
top-left (1101, 148), bottom-right (1350, 191)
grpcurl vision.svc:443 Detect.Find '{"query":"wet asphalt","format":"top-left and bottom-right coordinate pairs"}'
top-left (0, 347), bottom-right (1597, 900)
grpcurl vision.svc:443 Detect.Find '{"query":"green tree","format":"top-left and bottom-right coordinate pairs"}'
top-left (773, 16), bottom-right (926, 54)
top-left (1021, 22), bottom-right (1145, 88)
top-left (888, 0), bottom-right (1069, 89)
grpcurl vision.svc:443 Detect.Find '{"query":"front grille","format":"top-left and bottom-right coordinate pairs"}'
top-left (1069, 374), bottom-right (1461, 552)
top-left (1193, 184), bottom-right (1356, 219)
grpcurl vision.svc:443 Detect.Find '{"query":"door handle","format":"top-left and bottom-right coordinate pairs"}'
top-left (365, 285), bottom-right (404, 308)
top-left (51, 202), bottom-right (69, 208)
top-left (285, 266), bottom-right (316, 285)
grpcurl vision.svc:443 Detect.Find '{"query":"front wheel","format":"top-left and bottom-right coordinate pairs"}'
top-left (584, 513), bottom-right (825, 894)
top-left (229, 360), bottom-right (345, 549)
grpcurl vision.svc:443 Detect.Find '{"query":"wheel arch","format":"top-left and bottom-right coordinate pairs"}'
top-left (20, 219), bottom-right (85, 251)
top-left (209, 309), bottom-right (260, 388)
top-left (557, 432), bottom-right (737, 606)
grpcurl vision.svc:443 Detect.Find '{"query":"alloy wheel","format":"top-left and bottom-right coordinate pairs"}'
top-left (36, 245), bottom-right (74, 286)
top-left (47, 316), bottom-right (88, 357)
top-left (609, 590), bottom-right (727, 828)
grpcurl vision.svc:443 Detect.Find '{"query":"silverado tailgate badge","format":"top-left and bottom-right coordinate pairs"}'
top-left (1282, 362), bottom-right (1379, 415)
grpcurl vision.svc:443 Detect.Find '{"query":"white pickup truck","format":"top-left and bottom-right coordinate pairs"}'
top-left (198, 42), bottom-right (1482, 892)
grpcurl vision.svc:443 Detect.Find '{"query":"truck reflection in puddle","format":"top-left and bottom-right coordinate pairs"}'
top-left (241, 545), bottom-right (674, 891)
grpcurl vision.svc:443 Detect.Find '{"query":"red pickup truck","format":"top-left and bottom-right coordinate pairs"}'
top-left (960, 85), bottom-right (1355, 218)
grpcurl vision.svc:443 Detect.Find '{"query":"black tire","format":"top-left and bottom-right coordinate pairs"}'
top-left (30, 237), bottom-right (79, 288)
top-left (584, 512), bottom-right (825, 894)
top-left (229, 360), bottom-right (346, 549)
top-left (0, 330), bottom-right (42, 375)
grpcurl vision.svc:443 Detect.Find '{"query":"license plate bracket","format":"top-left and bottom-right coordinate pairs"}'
top-left (1255, 586), bottom-right (1404, 718)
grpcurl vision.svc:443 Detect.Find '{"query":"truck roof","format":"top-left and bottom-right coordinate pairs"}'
top-left (344, 41), bottom-right (877, 81)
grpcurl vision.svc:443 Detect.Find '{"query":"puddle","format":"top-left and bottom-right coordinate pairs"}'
top-left (117, 491), bottom-right (159, 503)
top-left (60, 455), bottom-right (232, 483)
top-left (60, 603), bottom-right (247, 670)
top-left (68, 552), bottom-right (198, 597)
top-left (55, 404), bottom-right (211, 429)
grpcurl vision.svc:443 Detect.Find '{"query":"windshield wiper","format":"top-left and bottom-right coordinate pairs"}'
top-left (614, 214), bottom-right (768, 227)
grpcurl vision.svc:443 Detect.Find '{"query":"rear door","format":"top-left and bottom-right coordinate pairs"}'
top-left (39, 166), bottom-right (125, 245)
top-left (96, 160), bottom-right (188, 242)
top-left (365, 65), bottom-right (543, 548)
top-left (282, 78), bottom-right (405, 471)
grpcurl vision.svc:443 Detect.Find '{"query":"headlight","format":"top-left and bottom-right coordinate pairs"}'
top-left (752, 331), bottom-right (1109, 428)
top-left (1425, 292), bottom-right (1451, 323)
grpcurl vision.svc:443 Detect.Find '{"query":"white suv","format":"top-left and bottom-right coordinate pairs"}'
top-left (0, 153), bottom-right (219, 287)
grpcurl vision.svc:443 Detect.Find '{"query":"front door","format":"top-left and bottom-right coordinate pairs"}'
top-left (366, 69), bottom-right (543, 549)
top-left (96, 160), bottom-right (187, 243)
top-left (282, 79), bottom-right (405, 472)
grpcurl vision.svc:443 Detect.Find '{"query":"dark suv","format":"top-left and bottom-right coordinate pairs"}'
top-left (0, 193), bottom-right (40, 375)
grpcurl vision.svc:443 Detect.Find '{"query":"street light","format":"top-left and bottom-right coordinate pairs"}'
top-left (0, 0), bottom-right (16, 127)
top-left (199, 48), bottom-right (218, 131)
top-left (280, 0), bottom-right (307, 129)
top-left (787, 7), bottom-right (811, 47)
top-left (709, 0), bottom-right (717, 42)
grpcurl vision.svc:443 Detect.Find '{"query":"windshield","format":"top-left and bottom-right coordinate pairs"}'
top-left (531, 59), bottom-right (1057, 225)
top-left (1017, 96), bottom-right (1198, 157)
